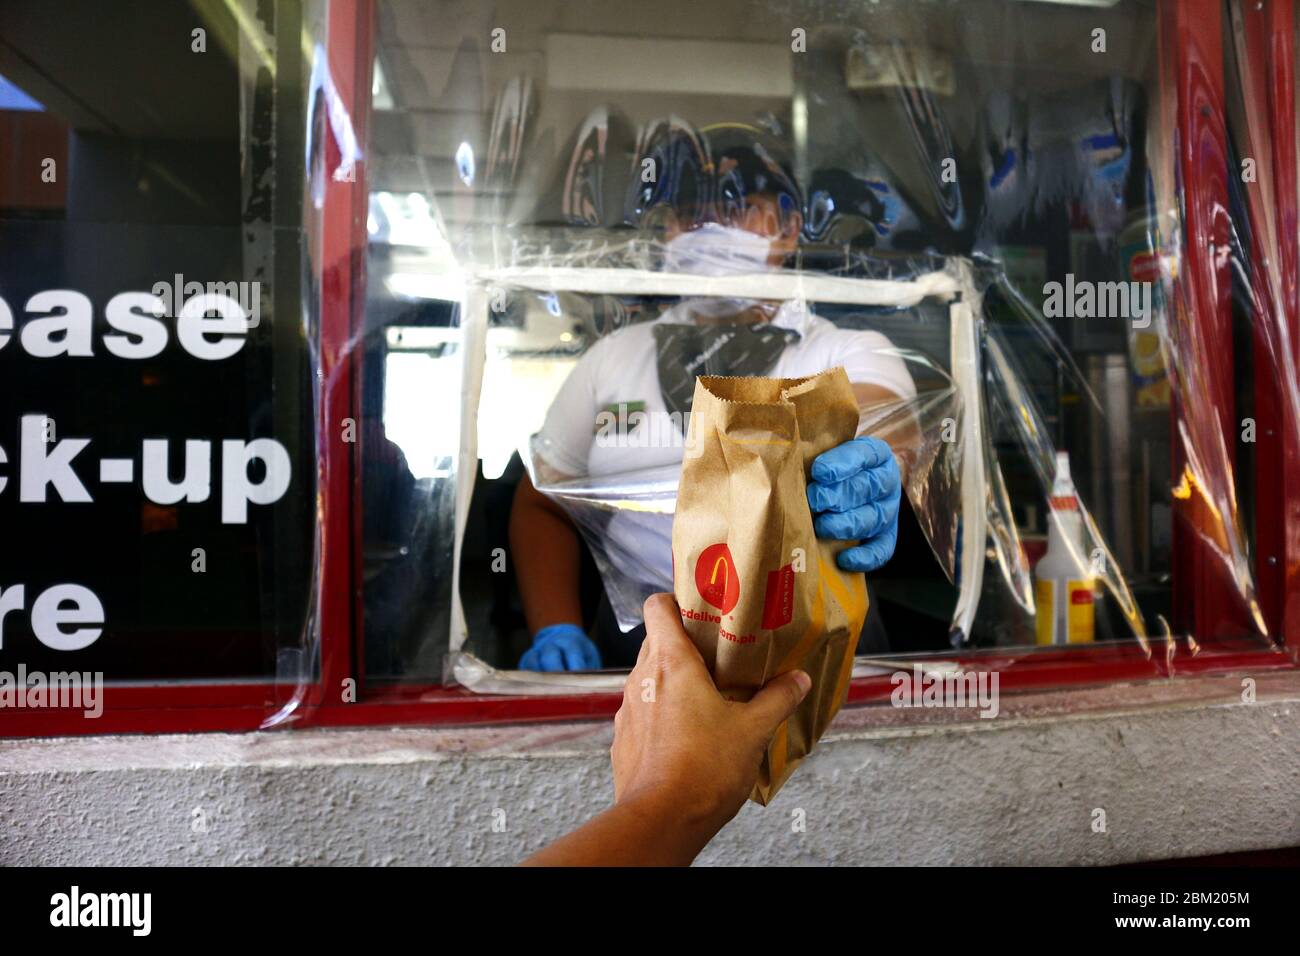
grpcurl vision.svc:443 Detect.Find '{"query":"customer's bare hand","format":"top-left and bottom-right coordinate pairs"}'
top-left (521, 593), bottom-right (811, 866)
top-left (611, 593), bottom-right (811, 834)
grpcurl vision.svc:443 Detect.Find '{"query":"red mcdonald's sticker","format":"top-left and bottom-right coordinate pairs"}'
top-left (762, 564), bottom-right (795, 629)
top-left (695, 542), bottom-right (741, 614)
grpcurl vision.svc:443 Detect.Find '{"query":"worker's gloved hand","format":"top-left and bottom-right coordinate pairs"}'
top-left (519, 623), bottom-right (602, 672)
top-left (806, 436), bottom-right (902, 573)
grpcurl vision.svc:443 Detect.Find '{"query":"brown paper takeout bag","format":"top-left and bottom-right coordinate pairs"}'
top-left (672, 367), bottom-right (868, 805)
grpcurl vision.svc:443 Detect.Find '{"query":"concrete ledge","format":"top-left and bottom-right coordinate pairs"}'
top-left (2, 673), bottom-right (1299, 865)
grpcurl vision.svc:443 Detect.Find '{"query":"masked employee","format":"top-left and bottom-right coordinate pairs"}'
top-left (511, 124), bottom-right (916, 671)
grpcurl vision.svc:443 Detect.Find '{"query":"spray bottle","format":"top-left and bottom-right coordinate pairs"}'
top-left (1034, 451), bottom-right (1096, 644)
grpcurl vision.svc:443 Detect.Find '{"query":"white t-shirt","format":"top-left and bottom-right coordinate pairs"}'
top-left (532, 299), bottom-right (916, 593)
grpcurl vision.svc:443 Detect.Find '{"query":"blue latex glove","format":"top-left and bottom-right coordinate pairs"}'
top-left (519, 623), bottom-right (602, 672)
top-left (806, 436), bottom-right (902, 573)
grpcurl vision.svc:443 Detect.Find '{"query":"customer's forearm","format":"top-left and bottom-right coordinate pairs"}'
top-left (520, 793), bottom-right (720, 867)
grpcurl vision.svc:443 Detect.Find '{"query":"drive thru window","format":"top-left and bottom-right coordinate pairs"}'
top-left (1, 0), bottom-right (1296, 735)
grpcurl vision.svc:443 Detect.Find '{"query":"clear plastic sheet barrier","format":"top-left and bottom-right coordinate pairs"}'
top-left (450, 257), bottom-right (1156, 690)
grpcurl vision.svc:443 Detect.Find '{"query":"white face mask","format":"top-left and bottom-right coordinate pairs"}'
top-left (662, 222), bottom-right (774, 276)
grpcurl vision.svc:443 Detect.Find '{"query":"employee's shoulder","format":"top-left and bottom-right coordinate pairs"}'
top-left (803, 312), bottom-right (892, 347)
top-left (580, 319), bottom-right (656, 358)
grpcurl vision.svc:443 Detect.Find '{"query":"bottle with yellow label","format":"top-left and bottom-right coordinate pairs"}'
top-left (1035, 451), bottom-right (1095, 645)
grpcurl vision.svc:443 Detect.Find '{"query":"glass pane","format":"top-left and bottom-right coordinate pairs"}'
top-left (0, 0), bottom-right (315, 684)
top-left (360, 0), bottom-right (1283, 686)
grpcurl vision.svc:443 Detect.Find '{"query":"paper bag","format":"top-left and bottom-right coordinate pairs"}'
top-left (672, 367), bottom-right (868, 805)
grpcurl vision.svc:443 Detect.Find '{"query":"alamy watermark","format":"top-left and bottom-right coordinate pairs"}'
top-left (890, 664), bottom-right (999, 719)
top-left (595, 405), bottom-right (702, 456)
top-left (50, 886), bottom-right (150, 935)
top-left (151, 273), bottom-right (262, 328)
top-left (1042, 273), bottom-right (1151, 329)
top-left (0, 664), bottom-right (103, 718)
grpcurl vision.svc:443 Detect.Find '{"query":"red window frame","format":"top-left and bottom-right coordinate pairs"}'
top-left (6, 0), bottom-right (1299, 738)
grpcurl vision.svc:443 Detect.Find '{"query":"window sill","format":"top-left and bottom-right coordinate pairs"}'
top-left (2, 672), bottom-right (1297, 865)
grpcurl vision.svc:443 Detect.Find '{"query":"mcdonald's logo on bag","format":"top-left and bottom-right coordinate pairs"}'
top-left (762, 563), bottom-right (795, 629)
top-left (695, 542), bottom-right (741, 614)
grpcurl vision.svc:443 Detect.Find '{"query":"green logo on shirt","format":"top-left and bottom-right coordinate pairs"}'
top-left (595, 401), bottom-right (646, 435)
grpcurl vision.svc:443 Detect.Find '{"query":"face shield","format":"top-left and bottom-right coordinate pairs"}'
top-left (642, 126), bottom-right (808, 328)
